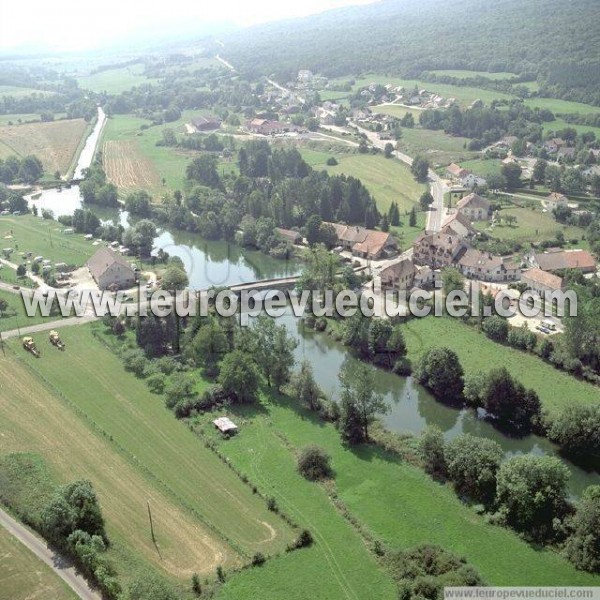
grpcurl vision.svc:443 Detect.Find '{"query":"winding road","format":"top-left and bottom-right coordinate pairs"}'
top-left (0, 507), bottom-right (102, 600)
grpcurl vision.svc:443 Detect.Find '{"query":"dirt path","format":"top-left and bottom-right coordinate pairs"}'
top-left (0, 507), bottom-right (102, 600)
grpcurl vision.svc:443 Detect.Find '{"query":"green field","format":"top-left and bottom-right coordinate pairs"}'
top-left (202, 389), bottom-right (599, 598)
top-left (372, 105), bottom-right (426, 121)
top-left (76, 63), bottom-right (159, 94)
top-left (402, 317), bottom-right (598, 418)
top-left (395, 127), bottom-right (476, 167)
top-left (542, 117), bottom-right (600, 138)
top-left (300, 147), bottom-right (427, 247)
top-left (0, 85), bottom-right (55, 98)
top-left (427, 70), bottom-right (518, 81)
top-left (0, 524), bottom-right (77, 600)
top-left (0, 289), bottom-right (55, 333)
top-left (0, 215), bottom-right (96, 267)
top-left (473, 205), bottom-right (586, 244)
top-left (5, 323), bottom-right (293, 549)
top-left (460, 158), bottom-right (504, 179)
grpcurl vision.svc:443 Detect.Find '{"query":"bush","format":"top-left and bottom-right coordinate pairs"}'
top-left (146, 373), bottom-right (165, 394)
top-left (326, 157), bottom-right (338, 166)
top-left (266, 496), bottom-right (278, 512)
top-left (297, 445), bottom-right (333, 481)
top-left (287, 529), bottom-right (313, 551)
top-left (564, 485), bottom-right (600, 573)
top-left (415, 347), bottom-right (464, 405)
top-left (251, 552), bottom-right (266, 566)
top-left (482, 315), bottom-right (509, 342)
top-left (547, 404), bottom-right (600, 457)
top-left (418, 426), bottom-right (447, 477)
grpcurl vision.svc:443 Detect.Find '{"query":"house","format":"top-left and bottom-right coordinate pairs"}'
top-left (87, 247), bottom-right (137, 290)
top-left (461, 173), bottom-right (487, 189)
top-left (191, 116), bottom-right (222, 131)
top-left (246, 119), bottom-right (288, 136)
top-left (275, 227), bottom-right (302, 245)
top-left (412, 231), bottom-right (468, 268)
top-left (455, 193), bottom-right (490, 221)
top-left (457, 248), bottom-right (520, 282)
top-left (326, 223), bottom-right (398, 260)
top-left (521, 268), bottom-right (565, 294)
top-left (441, 211), bottom-right (476, 239)
top-left (495, 135), bottom-right (518, 149)
top-left (543, 138), bottom-right (565, 154)
top-left (545, 192), bottom-right (568, 210)
top-left (380, 258), bottom-right (417, 290)
top-left (213, 417), bottom-right (238, 436)
top-left (557, 147), bottom-right (576, 161)
top-left (531, 249), bottom-right (596, 274)
top-left (446, 163), bottom-right (471, 180)
top-left (297, 70), bottom-right (314, 85)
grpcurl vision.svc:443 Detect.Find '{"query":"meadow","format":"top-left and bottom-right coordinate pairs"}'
top-left (0, 215), bottom-right (97, 266)
top-left (426, 70), bottom-right (518, 81)
top-left (459, 158), bottom-right (503, 179)
top-left (0, 85), bottom-right (55, 98)
top-left (0, 118), bottom-right (88, 175)
top-left (402, 316), bottom-right (599, 417)
top-left (76, 63), bottom-right (159, 94)
top-left (0, 289), bottom-right (53, 333)
top-left (0, 523), bottom-right (77, 600)
top-left (394, 127), bottom-right (476, 167)
top-left (204, 388), bottom-right (599, 599)
top-left (2, 323), bottom-right (293, 577)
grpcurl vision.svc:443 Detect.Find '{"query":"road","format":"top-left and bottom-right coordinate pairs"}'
top-left (0, 507), bottom-right (102, 600)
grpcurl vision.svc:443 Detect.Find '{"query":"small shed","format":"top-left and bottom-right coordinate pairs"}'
top-left (213, 417), bottom-right (238, 436)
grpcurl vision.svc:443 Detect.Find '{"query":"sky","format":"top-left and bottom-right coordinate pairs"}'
top-left (0, 0), bottom-right (378, 53)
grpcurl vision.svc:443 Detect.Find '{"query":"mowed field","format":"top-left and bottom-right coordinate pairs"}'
top-left (76, 63), bottom-right (159, 94)
top-left (0, 525), bottom-right (77, 600)
top-left (0, 85), bottom-right (56, 98)
top-left (1, 325), bottom-right (293, 580)
top-left (402, 317), bottom-right (599, 418)
top-left (0, 119), bottom-right (88, 175)
top-left (103, 139), bottom-right (162, 195)
top-left (205, 391), bottom-right (599, 599)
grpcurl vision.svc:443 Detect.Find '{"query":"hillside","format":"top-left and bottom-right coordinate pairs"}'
top-left (222, 0), bottom-right (600, 105)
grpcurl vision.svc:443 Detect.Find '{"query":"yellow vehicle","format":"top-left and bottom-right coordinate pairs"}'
top-left (49, 330), bottom-right (65, 350)
top-left (22, 337), bottom-right (40, 358)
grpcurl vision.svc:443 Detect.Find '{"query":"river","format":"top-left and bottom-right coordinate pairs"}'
top-left (25, 107), bottom-right (599, 498)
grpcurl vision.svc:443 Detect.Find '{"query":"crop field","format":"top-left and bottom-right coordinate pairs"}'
top-left (0, 119), bottom-right (88, 174)
top-left (0, 525), bottom-right (77, 600)
top-left (76, 63), bottom-right (159, 94)
top-left (3, 325), bottom-right (293, 573)
top-left (103, 140), bottom-right (162, 195)
top-left (0, 215), bottom-right (96, 266)
top-left (202, 391), bottom-right (599, 599)
top-left (473, 205), bottom-right (585, 244)
top-left (402, 317), bottom-right (599, 418)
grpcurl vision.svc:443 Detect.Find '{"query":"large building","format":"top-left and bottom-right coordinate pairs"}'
top-left (457, 248), bottom-right (520, 282)
top-left (521, 268), bottom-right (565, 295)
top-left (530, 248), bottom-right (596, 274)
top-left (545, 192), bottom-right (568, 211)
top-left (412, 231), bottom-right (467, 268)
top-left (87, 247), bottom-right (136, 290)
top-left (441, 211), bottom-right (476, 239)
top-left (380, 258), bottom-right (417, 290)
top-left (326, 223), bottom-right (398, 260)
top-left (455, 193), bottom-right (490, 221)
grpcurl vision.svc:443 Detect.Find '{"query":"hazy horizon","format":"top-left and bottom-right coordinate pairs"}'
top-left (0, 0), bottom-right (379, 54)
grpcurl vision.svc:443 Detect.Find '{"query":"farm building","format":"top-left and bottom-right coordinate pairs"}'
top-left (87, 247), bottom-right (136, 290)
top-left (325, 223), bottom-right (398, 260)
top-left (380, 258), bottom-right (417, 290)
top-left (455, 193), bottom-right (490, 221)
top-left (545, 192), bottom-right (568, 210)
top-left (521, 268), bottom-right (565, 294)
top-left (530, 249), bottom-right (596, 275)
top-left (213, 417), bottom-right (238, 436)
top-left (275, 228), bottom-right (303, 245)
top-left (192, 116), bottom-right (222, 131)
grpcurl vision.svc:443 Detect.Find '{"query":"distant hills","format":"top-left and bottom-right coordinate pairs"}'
top-left (222, 0), bottom-right (600, 106)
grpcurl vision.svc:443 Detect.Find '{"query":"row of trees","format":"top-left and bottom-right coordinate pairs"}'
top-left (419, 428), bottom-right (600, 571)
top-left (0, 154), bottom-right (43, 184)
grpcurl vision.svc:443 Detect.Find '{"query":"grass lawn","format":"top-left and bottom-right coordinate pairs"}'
top-left (426, 70), bottom-right (518, 81)
top-left (395, 127), bottom-right (476, 167)
top-left (0, 289), bottom-right (55, 333)
top-left (373, 105), bottom-right (426, 121)
top-left (473, 205), bottom-right (585, 244)
top-left (0, 524), bottom-right (77, 600)
top-left (206, 390), bottom-right (599, 598)
top-left (542, 117), bottom-right (600, 138)
top-left (402, 316), bottom-right (599, 418)
top-left (0, 118), bottom-right (88, 174)
top-left (7, 324), bottom-right (294, 558)
top-left (524, 97), bottom-right (600, 116)
top-left (0, 85), bottom-right (55, 97)
top-left (0, 215), bottom-right (97, 267)
top-left (76, 63), bottom-right (159, 94)
top-left (460, 158), bottom-right (504, 179)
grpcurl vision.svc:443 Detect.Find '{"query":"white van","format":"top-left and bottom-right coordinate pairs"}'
top-left (541, 320), bottom-right (556, 331)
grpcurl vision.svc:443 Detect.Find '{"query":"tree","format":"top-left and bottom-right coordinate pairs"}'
top-left (409, 206), bottom-right (417, 227)
top-left (533, 159), bottom-right (547, 183)
top-left (547, 404), bottom-right (600, 457)
top-left (384, 142), bottom-right (394, 158)
top-left (218, 350), bottom-right (260, 403)
top-left (419, 191), bottom-right (434, 210)
top-left (291, 360), bottom-right (322, 411)
top-left (480, 367), bottom-right (541, 434)
top-left (411, 155), bottom-right (430, 182)
top-left (123, 219), bottom-right (156, 256)
top-left (441, 267), bottom-right (464, 298)
top-left (338, 359), bottom-right (387, 443)
top-left (501, 162), bottom-right (522, 190)
top-left (418, 426), bottom-right (447, 477)
top-left (446, 434), bottom-right (503, 504)
top-left (415, 347), bottom-right (464, 404)
top-left (186, 154), bottom-right (221, 188)
top-left (16, 264), bottom-right (26, 278)
top-left (306, 214), bottom-right (322, 247)
top-left (564, 485), bottom-right (600, 573)
top-left (251, 315), bottom-right (298, 391)
top-left (190, 317), bottom-right (228, 377)
top-left (127, 571), bottom-right (178, 600)
top-left (161, 265), bottom-right (188, 290)
top-left (482, 315), bottom-right (509, 342)
top-left (496, 455), bottom-right (569, 541)
top-left (297, 445), bottom-right (333, 480)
